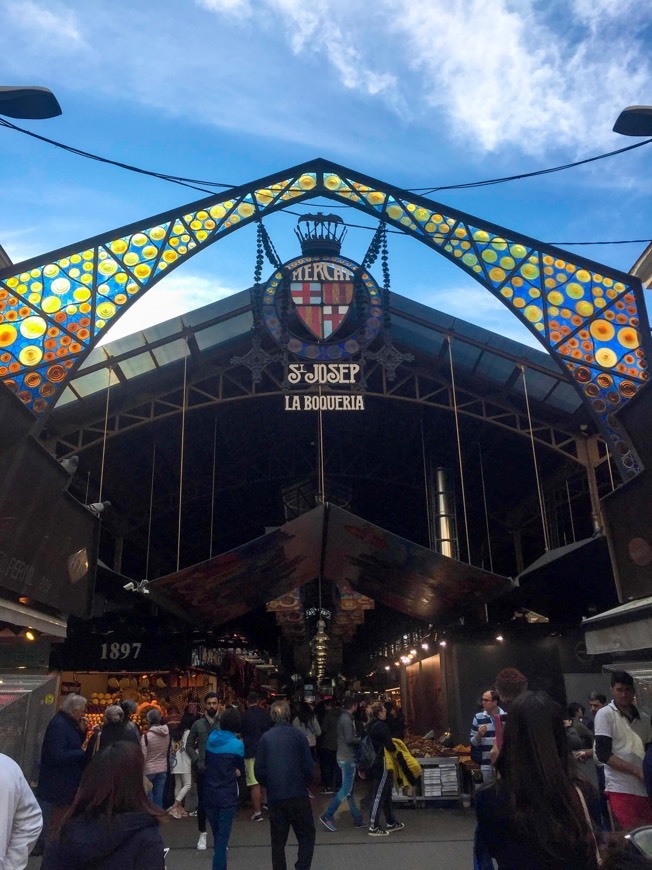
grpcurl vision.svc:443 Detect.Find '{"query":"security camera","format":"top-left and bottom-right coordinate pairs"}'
top-left (123, 582), bottom-right (136, 592)
top-left (86, 501), bottom-right (111, 516)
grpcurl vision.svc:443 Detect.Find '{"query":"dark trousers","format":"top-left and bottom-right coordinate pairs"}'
top-left (368, 763), bottom-right (396, 830)
top-left (206, 805), bottom-right (237, 870)
top-left (319, 748), bottom-right (338, 789)
top-left (269, 796), bottom-right (315, 870)
top-left (196, 769), bottom-right (207, 833)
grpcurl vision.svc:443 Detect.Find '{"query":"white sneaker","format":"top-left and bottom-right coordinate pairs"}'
top-left (251, 811), bottom-right (264, 822)
top-left (197, 832), bottom-right (207, 850)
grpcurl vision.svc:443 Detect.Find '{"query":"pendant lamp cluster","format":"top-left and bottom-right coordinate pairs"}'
top-left (311, 618), bottom-right (329, 682)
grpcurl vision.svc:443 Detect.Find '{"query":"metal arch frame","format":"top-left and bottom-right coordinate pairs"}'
top-left (49, 356), bottom-right (588, 464)
top-left (1, 157), bottom-right (649, 478)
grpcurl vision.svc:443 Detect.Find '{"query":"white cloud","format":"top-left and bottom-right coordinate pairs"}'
top-left (98, 274), bottom-right (239, 345)
top-left (388, 0), bottom-right (651, 154)
top-left (426, 282), bottom-right (542, 348)
top-left (5, 0), bottom-right (88, 48)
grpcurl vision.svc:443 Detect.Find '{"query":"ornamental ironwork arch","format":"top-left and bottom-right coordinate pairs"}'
top-left (0, 158), bottom-right (649, 479)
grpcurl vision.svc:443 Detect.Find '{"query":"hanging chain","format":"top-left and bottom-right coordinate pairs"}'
top-left (251, 223), bottom-right (265, 334)
top-left (380, 223), bottom-right (391, 330)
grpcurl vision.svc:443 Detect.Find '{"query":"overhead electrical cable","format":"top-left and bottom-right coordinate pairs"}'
top-left (2, 117), bottom-right (651, 198)
top-left (2, 118), bottom-right (650, 247)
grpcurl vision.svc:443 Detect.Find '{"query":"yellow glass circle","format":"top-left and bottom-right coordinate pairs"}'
top-left (142, 245), bottom-right (158, 259)
top-left (575, 269), bottom-right (591, 283)
top-left (618, 328), bottom-right (640, 349)
top-left (367, 191), bottom-right (385, 205)
top-left (19, 345), bottom-right (43, 366)
top-left (565, 282), bottom-right (584, 299)
top-left (98, 260), bottom-right (117, 276)
top-left (163, 250), bottom-right (178, 263)
top-left (134, 264), bottom-right (151, 280)
top-left (521, 264), bottom-right (539, 280)
top-left (114, 293), bottom-right (127, 305)
top-left (510, 244), bottom-right (527, 259)
top-left (500, 256), bottom-right (515, 270)
top-left (20, 316), bottom-right (47, 338)
top-left (323, 175), bottom-right (341, 190)
top-left (298, 174), bottom-right (316, 190)
top-left (482, 249), bottom-right (497, 263)
top-left (489, 267), bottom-right (506, 283)
top-left (149, 226), bottom-right (166, 241)
top-left (97, 301), bottom-right (116, 319)
top-left (414, 207), bottom-right (430, 222)
top-left (386, 204), bottom-right (403, 220)
top-left (42, 297), bottom-right (62, 314)
top-left (0, 325), bottom-right (17, 348)
top-left (595, 348), bottom-right (617, 368)
top-left (132, 233), bottom-right (148, 247)
top-left (123, 252), bottom-right (140, 267)
top-left (575, 300), bottom-right (594, 317)
top-left (473, 230), bottom-right (490, 243)
top-left (524, 305), bottom-right (543, 323)
top-left (590, 320), bottom-right (615, 341)
top-left (238, 203), bottom-right (255, 218)
top-left (254, 190), bottom-right (272, 206)
top-left (43, 264), bottom-right (59, 278)
top-left (492, 237), bottom-right (507, 251)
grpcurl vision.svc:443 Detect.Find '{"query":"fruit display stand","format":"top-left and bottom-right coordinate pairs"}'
top-left (396, 736), bottom-right (471, 809)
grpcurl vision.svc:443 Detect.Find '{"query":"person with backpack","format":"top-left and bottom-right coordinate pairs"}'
top-left (319, 696), bottom-right (363, 832)
top-left (366, 700), bottom-right (402, 837)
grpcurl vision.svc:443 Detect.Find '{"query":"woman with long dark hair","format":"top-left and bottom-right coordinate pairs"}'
top-left (42, 741), bottom-right (166, 869)
top-left (475, 690), bottom-right (600, 869)
top-left (292, 701), bottom-right (321, 761)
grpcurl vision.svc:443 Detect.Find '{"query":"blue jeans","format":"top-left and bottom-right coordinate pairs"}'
top-left (147, 772), bottom-right (167, 808)
top-left (205, 805), bottom-right (237, 870)
top-left (324, 761), bottom-right (362, 825)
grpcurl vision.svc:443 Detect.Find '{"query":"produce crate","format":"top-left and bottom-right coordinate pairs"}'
top-left (414, 756), bottom-right (465, 807)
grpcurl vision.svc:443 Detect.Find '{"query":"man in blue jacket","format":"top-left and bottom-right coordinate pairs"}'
top-left (255, 699), bottom-right (316, 870)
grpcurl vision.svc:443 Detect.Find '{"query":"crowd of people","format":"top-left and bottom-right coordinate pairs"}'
top-left (471, 668), bottom-right (652, 869)
top-left (5, 671), bottom-right (652, 869)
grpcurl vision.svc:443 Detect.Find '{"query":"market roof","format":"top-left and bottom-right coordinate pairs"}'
top-left (49, 287), bottom-right (589, 428)
top-left (147, 503), bottom-right (515, 627)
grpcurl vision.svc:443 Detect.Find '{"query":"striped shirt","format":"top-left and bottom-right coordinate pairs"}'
top-left (470, 708), bottom-right (506, 767)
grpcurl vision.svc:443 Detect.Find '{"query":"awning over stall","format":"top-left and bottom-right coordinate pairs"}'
top-left (582, 596), bottom-right (652, 655)
top-left (148, 503), bottom-right (514, 627)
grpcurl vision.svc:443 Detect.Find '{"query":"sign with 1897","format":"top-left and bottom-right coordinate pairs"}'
top-left (100, 641), bottom-right (142, 660)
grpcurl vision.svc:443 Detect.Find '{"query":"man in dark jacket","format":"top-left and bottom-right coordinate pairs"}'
top-left (255, 699), bottom-right (315, 870)
top-left (240, 690), bottom-right (272, 822)
top-left (37, 693), bottom-right (87, 846)
top-left (186, 692), bottom-right (220, 851)
top-left (204, 708), bottom-right (244, 870)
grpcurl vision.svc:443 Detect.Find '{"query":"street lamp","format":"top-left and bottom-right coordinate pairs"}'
top-left (0, 86), bottom-right (61, 119)
top-left (613, 105), bottom-right (652, 137)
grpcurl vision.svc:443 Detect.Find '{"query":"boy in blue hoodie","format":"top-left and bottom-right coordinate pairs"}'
top-left (204, 708), bottom-right (245, 870)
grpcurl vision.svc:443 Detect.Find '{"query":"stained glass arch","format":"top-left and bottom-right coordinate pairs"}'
top-left (0, 158), bottom-right (648, 479)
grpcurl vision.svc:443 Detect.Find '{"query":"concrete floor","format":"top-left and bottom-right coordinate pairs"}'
top-left (29, 792), bottom-right (477, 869)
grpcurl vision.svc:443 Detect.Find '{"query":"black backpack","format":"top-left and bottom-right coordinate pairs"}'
top-left (356, 734), bottom-right (379, 771)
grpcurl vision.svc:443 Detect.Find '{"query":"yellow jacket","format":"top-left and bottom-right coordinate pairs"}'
top-left (384, 739), bottom-right (422, 789)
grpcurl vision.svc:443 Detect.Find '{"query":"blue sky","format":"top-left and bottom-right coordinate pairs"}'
top-left (0, 0), bottom-right (651, 349)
